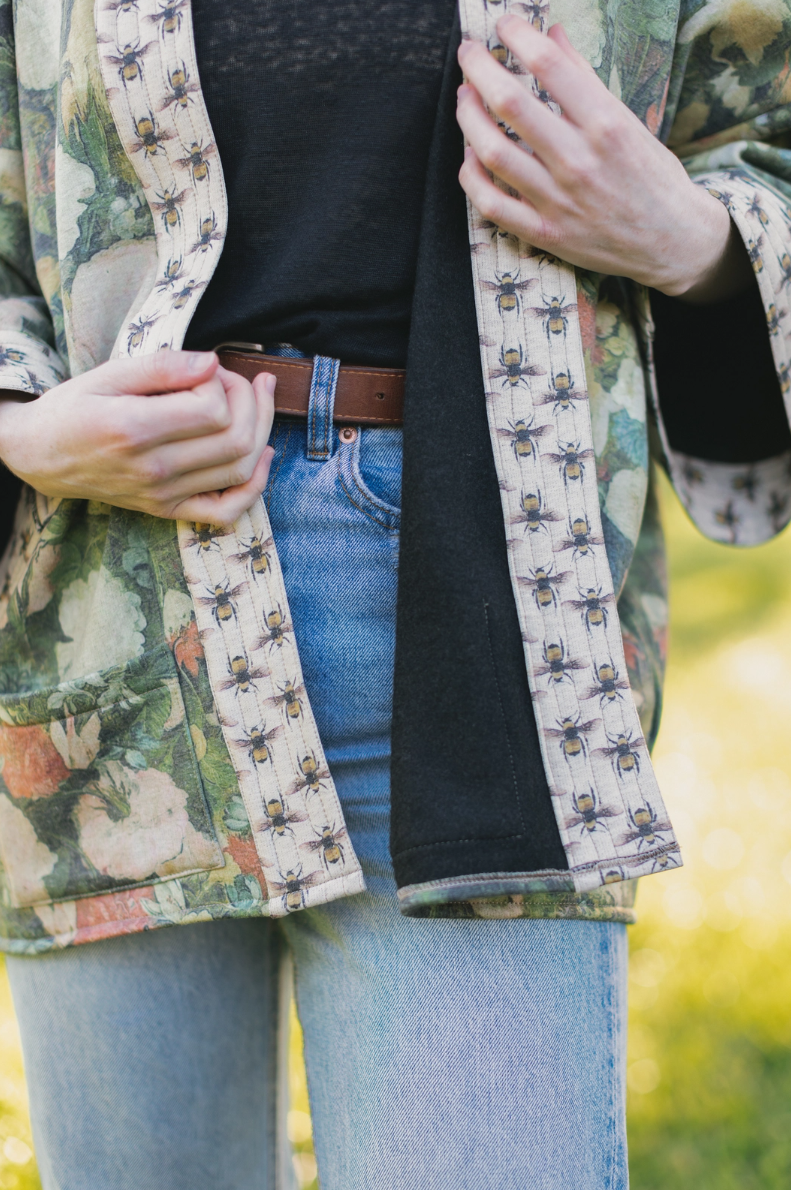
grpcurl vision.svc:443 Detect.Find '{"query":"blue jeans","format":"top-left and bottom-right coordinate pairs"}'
top-left (7, 394), bottom-right (629, 1189)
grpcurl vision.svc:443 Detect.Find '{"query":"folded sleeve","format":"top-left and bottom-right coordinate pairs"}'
top-left (0, 0), bottom-right (67, 399)
top-left (649, 156), bottom-right (791, 546)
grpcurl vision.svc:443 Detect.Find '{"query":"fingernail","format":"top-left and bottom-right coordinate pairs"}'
top-left (458, 40), bottom-right (470, 58)
top-left (464, 146), bottom-right (473, 160)
top-left (264, 373), bottom-right (276, 396)
top-left (187, 351), bottom-right (214, 372)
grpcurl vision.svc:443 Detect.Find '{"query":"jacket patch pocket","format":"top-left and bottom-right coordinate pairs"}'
top-left (0, 646), bottom-right (223, 909)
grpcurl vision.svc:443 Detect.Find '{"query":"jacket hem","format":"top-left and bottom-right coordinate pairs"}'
top-left (397, 872), bottom-right (638, 922)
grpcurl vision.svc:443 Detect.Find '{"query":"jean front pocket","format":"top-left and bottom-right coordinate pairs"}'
top-left (336, 427), bottom-right (402, 532)
top-left (0, 646), bottom-right (223, 909)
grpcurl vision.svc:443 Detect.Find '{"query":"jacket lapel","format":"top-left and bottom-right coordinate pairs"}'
top-left (95, 0), bottom-right (366, 914)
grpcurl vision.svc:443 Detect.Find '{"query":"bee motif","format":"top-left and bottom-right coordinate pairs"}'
top-left (146, 0), bottom-right (187, 35)
top-left (301, 824), bottom-right (348, 870)
top-left (269, 866), bottom-right (321, 913)
top-left (747, 236), bottom-right (764, 274)
top-left (481, 270), bottom-right (537, 316)
top-left (289, 753), bottom-right (330, 797)
top-left (706, 186), bottom-right (733, 209)
top-left (256, 604), bottom-right (292, 652)
top-left (192, 214), bottom-right (222, 252)
top-left (171, 280), bottom-right (207, 310)
top-left (517, 564), bottom-right (571, 611)
top-left (564, 586), bottom-right (616, 633)
top-left (527, 294), bottom-right (578, 338)
top-left (497, 415), bottom-right (550, 460)
top-left (488, 37), bottom-right (509, 65)
top-left (768, 490), bottom-right (790, 530)
top-left (747, 194), bottom-right (770, 225)
top-left (545, 714), bottom-right (599, 761)
top-left (780, 363), bottom-right (791, 394)
top-left (682, 461), bottom-right (704, 487)
top-left (130, 113), bottom-right (172, 157)
top-left (267, 679), bottom-right (306, 722)
top-left (235, 723), bottom-right (282, 765)
top-left (219, 654), bottom-right (268, 697)
top-left (186, 522), bottom-right (227, 553)
top-left (731, 468), bottom-right (758, 501)
top-left (176, 140), bottom-right (216, 184)
top-left (777, 254), bottom-right (791, 288)
top-left (511, 489), bottom-right (561, 535)
top-left (767, 303), bottom-right (786, 335)
top-left (197, 581), bottom-right (245, 626)
top-left (152, 188), bottom-right (189, 232)
top-left (619, 802), bottom-right (671, 850)
top-left (127, 315), bottom-right (159, 351)
top-left (103, 0), bottom-right (139, 10)
top-left (584, 662), bottom-right (629, 705)
top-left (474, 219), bottom-right (518, 248)
top-left (0, 346), bottom-right (27, 366)
top-left (536, 371), bottom-right (588, 413)
top-left (554, 515), bottom-right (603, 559)
top-left (515, 0), bottom-right (549, 28)
top-left (261, 797), bottom-right (306, 838)
top-left (161, 63), bottom-right (199, 110)
top-left (156, 257), bottom-right (185, 290)
top-left (535, 640), bottom-right (587, 686)
top-left (714, 500), bottom-right (739, 542)
top-left (229, 535), bottom-right (274, 579)
top-left (602, 867), bottom-right (625, 884)
top-left (543, 441), bottom-right (595, 485)
top-left (565, 788), bottom-right (622, 836)
top-left (489, 344), bottom-right (545, 390)
top-left (104, 39), bottom-right (155, 86)
top-left (595, 730), bottom-right (645, 778)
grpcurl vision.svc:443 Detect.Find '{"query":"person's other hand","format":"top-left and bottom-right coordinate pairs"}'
top-left (456, 17), bottom-right (753, 303)
top-left (0, 351), bottom-right (275, 526)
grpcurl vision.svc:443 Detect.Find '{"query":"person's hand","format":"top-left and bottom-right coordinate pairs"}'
top-left (456, 17), bottom-right (753, 303)
top-left (0, 351), bottom-right (275, 526)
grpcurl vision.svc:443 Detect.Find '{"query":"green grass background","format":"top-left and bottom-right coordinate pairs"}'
top-left (1, 470), bottom-right (791, 1189)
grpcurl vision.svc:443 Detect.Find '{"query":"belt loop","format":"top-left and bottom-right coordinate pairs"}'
top-left (306, 355), bottom-right (340, 461)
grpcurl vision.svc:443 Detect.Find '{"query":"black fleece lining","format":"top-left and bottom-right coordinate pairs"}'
top-left (390, 14), bottom-right (568, 889)
top-left (652, 284), bottom-right (791, 463)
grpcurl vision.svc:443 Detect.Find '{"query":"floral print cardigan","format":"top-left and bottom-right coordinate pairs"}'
top-left (0, 0), bottom-right (790, 952)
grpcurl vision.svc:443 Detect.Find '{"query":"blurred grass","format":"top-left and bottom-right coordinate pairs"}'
top-left (2, 467), bottom-right (791, 1189)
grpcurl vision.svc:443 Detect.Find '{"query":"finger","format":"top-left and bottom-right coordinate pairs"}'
top-left (546, 22), bottom-right (597, 74)
top-left (496, 14), bottom-right (616, 129)
top-left (88, 349), bottom-right (220, 397)
top-left (174, 447), bottom-right (275, 527)
top-left (156, 374), bottom-right (273, 496)
top-left (457, 38), bottom-right (577, 168)
top-left (152, 368), bottom-right (270, 475)
top-left (116, 375), bottom-right (233, 448)
top-left (460, 149), bottom-right (550, 247)
top-left (457, 83), bottom-right (558, 209)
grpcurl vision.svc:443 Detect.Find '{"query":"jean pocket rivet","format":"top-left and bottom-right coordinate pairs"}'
top-left (339, 426), bottom-right (357, 444)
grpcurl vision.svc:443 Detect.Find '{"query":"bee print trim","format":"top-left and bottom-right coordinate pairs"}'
top-left (458, 0), bottom-right (682, 890)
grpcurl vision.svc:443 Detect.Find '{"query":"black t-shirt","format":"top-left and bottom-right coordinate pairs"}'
top-left (185, 0), bottom-right (457, 366)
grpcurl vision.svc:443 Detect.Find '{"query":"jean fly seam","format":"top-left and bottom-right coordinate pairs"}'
top-left (265, 422), bottom-right (294, 510)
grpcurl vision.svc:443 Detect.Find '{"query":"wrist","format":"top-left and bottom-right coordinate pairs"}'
top-left (653, 187), bottom-right (753, 304)
top-left (0, 391), bottom-right (34, 474)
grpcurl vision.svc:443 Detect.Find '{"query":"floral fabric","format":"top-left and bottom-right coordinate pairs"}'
top-left (0, 0), bottom-right (790, 949)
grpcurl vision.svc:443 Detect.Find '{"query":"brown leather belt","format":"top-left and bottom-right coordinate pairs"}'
top-left (216, 344), bottom-right (405, 426)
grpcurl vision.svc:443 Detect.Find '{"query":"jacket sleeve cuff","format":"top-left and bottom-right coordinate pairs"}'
top-left (649, 168), bottom-right (791, 546)
top-left (0, 332), bottom-right (67, 397)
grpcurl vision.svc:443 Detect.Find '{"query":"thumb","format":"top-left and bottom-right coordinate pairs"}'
top-left (87, 349), bottom-right (220, 397)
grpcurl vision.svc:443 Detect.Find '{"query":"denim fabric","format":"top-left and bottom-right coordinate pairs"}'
top-left (7, 420), bottom-right (629, 1190)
